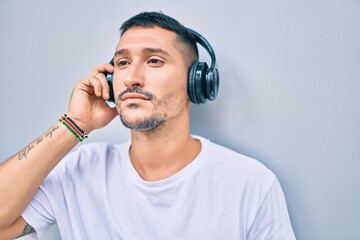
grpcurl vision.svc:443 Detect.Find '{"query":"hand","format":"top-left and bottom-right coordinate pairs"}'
top-left (67, 63), bottom-right (118, 133)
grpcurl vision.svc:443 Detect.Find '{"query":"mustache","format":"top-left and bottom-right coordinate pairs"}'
top-left (117, 87), bottom-right (155, 101)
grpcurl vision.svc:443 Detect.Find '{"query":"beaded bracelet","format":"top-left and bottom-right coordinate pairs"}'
top-left (59, 114), bottom-right (88, 142)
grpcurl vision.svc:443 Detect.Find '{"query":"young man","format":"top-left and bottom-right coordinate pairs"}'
top-left (0, 12), bottom-right (295, 239)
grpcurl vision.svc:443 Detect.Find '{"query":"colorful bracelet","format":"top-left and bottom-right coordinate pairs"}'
top-left (59, 114), bottom-right (88, 142)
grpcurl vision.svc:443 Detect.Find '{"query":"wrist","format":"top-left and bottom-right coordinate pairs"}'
top-left (65, 112), bottom-right (94, 133)
top-left (60, 114), bottom-right (89, 142)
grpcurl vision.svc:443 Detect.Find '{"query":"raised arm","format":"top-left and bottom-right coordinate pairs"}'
top-left (0, 63), bottom-right (117, 239)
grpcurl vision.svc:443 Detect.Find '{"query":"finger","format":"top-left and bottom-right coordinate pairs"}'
top-left (94, 72), bottom-right (111, 100)
top-left (91, 63), bottom-right (114, 75)
top-left (83, 75), bottom-right (103, 97)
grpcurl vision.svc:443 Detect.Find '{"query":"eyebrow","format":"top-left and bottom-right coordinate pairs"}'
top-left (114, 49), bottom-right (128, 57)
top-left (114, 48), bottom-right (171, 58)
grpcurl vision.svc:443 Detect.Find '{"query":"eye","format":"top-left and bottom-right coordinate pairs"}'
top-left (116, 59), bottom-right (130, 69)
top-left (147, 58), bottom-right (164, 67)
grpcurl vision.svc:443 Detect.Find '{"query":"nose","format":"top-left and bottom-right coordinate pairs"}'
top-left (123, 64), bottom-right (144, 88)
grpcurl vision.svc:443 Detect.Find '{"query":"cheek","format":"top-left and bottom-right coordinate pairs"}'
top-left (111, 73), bottom-right (126, 101)
top-left (155, 87), bottom-right (189, 116)
top-left (153, 68), bottom-right (188, 97)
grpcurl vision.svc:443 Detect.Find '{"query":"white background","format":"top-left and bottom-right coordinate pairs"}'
top-left (1, 0), bottom-right (359, 239)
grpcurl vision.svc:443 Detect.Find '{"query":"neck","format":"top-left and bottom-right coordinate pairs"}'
top-left (129, 116), bottom-right (201, 182)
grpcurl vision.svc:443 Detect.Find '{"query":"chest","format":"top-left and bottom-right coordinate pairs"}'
top-left (59, 175), bottom-right (251, 239)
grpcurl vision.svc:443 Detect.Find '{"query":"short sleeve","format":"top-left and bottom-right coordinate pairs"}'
top-left (247, 178), bottom-right (296, 240)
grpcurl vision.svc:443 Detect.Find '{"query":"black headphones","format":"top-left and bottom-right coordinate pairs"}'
top-left (187, 28), bottom-right (219, 104)
top-left (106, 28), bottom-right (219, 104)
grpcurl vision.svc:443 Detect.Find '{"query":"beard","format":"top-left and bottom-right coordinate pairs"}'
top-left (119, 108), bottom-right (165, 131)
top-left (117, 86), bottom-right (187, 132)
top-left (117, 87), bottom-right (165, 131)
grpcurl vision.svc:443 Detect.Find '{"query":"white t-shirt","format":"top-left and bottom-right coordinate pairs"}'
top-left (22, 136), bottom-right (295, 239)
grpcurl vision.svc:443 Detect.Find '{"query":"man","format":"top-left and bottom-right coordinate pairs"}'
top-left (0, 12), bottom-right (295, 239)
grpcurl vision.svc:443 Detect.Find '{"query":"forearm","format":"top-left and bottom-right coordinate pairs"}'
top-left (0, 121), bottom-right (79, 229)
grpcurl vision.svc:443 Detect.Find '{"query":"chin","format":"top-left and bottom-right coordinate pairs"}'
top-left (119, 113), bottom-right (165, 132)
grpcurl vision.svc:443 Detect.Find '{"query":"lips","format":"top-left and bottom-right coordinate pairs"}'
top-left (121, 93), bottom-right (149, 101)
top-left (118, 87), bottom-right (154, 102)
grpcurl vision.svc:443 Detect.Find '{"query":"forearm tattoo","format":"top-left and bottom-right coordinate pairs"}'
top-left (18, 125), bottom-right (59, 160)
top-left (16, 223), bottom-right (36, 238)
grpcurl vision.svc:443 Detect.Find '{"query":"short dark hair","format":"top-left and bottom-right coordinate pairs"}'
top-left (120, 11), bottom-right (199, 62)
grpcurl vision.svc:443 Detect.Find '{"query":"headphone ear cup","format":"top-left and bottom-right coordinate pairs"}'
top-left (187, 62), bottom-right (198, 104)
top-left (106, 73), bottom-right (115, 102)
top-left (204, 68), bottom-right (219, 101)
top-left (188, 61), bottom-right (208, 104)
top-left (106, 58), bottom-right (115, 103)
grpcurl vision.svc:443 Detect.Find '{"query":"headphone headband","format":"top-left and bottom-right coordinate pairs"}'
top-left (187, 28), bottom-right (217, 72)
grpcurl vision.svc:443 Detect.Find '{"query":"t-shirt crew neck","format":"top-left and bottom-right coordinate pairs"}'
top-left (121, 135), bottom-right (207, 189)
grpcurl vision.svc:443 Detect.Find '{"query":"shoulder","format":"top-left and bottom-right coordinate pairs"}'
top-left (53, 141), bottom-right (129, 176)
top-left (197, 136), bottom-right (276, 184)
top-left (195, 136), bottom-right (283, 215)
